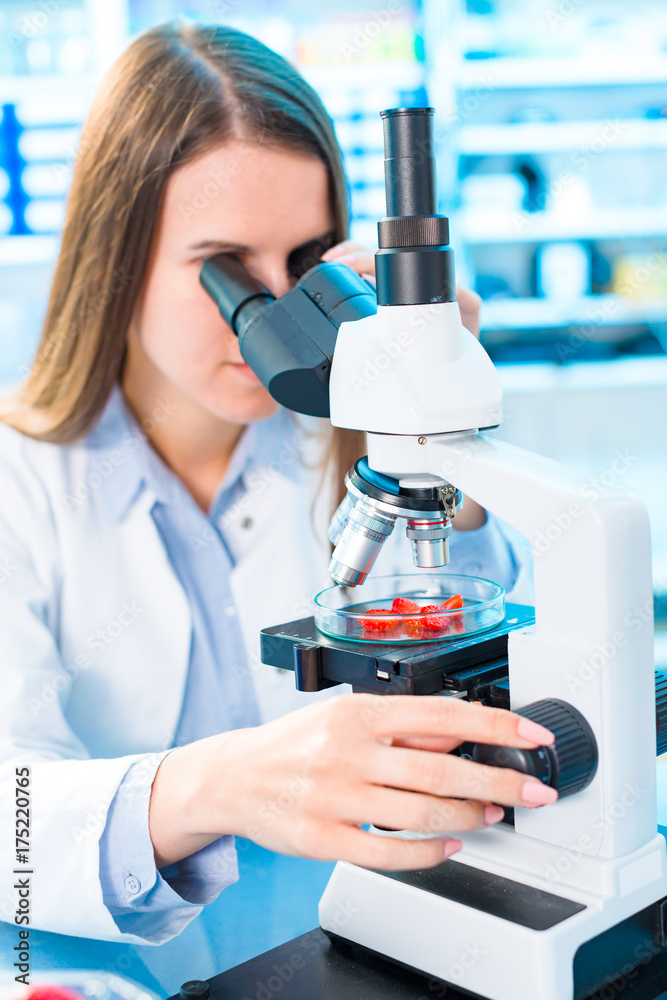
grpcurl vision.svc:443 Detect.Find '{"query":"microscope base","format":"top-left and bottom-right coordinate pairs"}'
top-left (319, 832), bottom-right (667, 1000)
top-left (170, 919), bottom-right (667, 1000)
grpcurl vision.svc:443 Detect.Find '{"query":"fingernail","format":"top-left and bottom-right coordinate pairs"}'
top-left (521, 780), bottom-right (559, 806)
top-left (443, 838), bottom-right (463, 860)
top-left (484, 804), bottom-right (505, 825)
top-left (517, 717), bottom-right (555, 745)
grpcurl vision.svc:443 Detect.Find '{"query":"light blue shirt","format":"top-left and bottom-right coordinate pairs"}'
top-left (97, 391), bottom-right (299, 939)
top-left (93, 388), bottom-right (528, 939)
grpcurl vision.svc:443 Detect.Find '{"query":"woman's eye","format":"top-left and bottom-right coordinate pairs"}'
top-left (287, 233), bottom-right (337, 281)
top-left (197, 252), bottom-right (239, 268)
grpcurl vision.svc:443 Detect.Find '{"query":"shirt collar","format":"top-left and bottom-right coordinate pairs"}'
top-left (84, 385), bottom-right (148, 524)
top-left (86, 385), bottom-right (303, 524)
top-left (208, 407), bottom-right (301, 523)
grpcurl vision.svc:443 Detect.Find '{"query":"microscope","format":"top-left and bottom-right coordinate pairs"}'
top-left (200, 108), bottom-right (667, 1000)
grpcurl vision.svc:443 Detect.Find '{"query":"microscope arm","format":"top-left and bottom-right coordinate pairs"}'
top-left (367, 429), bottom-right (657, 860)
top-left (367, 429), bottom-right (652, 643)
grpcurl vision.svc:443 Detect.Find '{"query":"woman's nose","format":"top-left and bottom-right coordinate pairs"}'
top-left (247, 257), bottom-right (292, 299)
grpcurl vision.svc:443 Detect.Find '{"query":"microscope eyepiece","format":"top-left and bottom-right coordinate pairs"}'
top-left (376, 107), bottom-right (455, 307)
top-left (199, 253), bottom-right (275, 337)
top-left (380, 106), bottom-right (437, 219)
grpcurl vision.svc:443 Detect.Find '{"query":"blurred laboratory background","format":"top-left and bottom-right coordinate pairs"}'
top-left (1, 0), bottom-right (666, 635)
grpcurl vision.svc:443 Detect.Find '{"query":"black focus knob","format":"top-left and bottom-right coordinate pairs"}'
top-left (655, 671), bottom-right (667, 756)
top-left (179, 982), bottom-right (210, 1000)
top-left (471, 698), bottom-right (598, 798)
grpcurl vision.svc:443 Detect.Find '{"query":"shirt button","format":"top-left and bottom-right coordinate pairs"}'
top-left (241, 517), bottom-right (253, 529)
top-left (463, 561), bottom-right (482, 575)
top-left (124, 875), bottom-right (141, 895)
top-left (224, 606), bottom-right (237, 616)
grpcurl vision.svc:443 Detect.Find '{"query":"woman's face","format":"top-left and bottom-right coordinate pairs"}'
top-left (127, 140), bottom-right (335, 425)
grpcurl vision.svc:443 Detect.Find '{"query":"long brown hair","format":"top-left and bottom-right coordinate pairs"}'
top-left (0, 21), bottom-right (365, 506)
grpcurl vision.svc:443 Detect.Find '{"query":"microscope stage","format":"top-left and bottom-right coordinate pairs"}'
top-left (260, 603), bottom-right (534, 695)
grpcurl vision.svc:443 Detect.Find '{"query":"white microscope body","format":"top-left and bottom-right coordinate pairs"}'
top-left (320, 299), bottom-right (667, 1000)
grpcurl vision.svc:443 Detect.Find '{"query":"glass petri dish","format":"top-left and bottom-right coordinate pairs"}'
top-left (314, 573), bottom-right (504, 644)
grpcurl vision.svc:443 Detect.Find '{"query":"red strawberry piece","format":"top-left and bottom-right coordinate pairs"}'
top-left (392, 597), bottom-right (419, 614)
top-left (361, 608), bottom-right (397, 632)
top-left (438, 594), bottom-right (465, 632)
top-left (404, 619), bottom-right (427, 639)
top-left (440, 594), bottom-right (463, 610)
top-left (25, 989), bottom-right (86, 1000)
top-left (419, 604), bottom-right (448, 630)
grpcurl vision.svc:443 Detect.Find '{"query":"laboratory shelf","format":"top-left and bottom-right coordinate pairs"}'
top-left (445, 7), bottom-right (667, 349)
top-left (457, 206), bottom-right (667, 245)
top-left (496, 354), bottom-right (667, 392)
top-left (300, 59), bottom-right (423, 91)
top-left (457, 118), bottom-right (667, 157)
top-left (459, 54), bottom-right (667, 91)
top-left (480, 295), bottom-right (667, 332)
top-left (0, 74), bottom-right (96, 104)
top-left (0, 234), bottom-right (59, 266)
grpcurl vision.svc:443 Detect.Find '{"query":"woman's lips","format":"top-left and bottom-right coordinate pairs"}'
top-left (229, 362), bottom-right (262, 384)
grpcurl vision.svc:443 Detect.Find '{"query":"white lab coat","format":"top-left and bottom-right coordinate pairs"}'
top-left (0, 401), bottom-right (530, 943)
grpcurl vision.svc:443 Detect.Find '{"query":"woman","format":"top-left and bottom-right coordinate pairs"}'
top-left (0, 22), bottom-right (553, 946)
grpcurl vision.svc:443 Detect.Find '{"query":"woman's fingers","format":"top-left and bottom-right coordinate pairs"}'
top-left (321, 239), bottom-right (366, 260)
top-left (456, 284), bottom-right (481, 339)
top-left (368, 744), bottom-right (558, 809)
top-left (361, 694), bottom-right (554, 749)
top-left (187, 695), bottom-right (557, 877)
top-left (322, 240), bottom-right (375, 277)
top-left (342, 784), bottom-right (503, 835)
top-left (310, 820), bottom-right (463, 871)
top-left (391, 735), bottom-right (462, 753)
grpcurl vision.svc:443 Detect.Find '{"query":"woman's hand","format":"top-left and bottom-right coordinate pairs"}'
top-left (455, 285), bottom-right (482, 340)
top-left (149, 695), bottom-right (556, 872)
top-left (321, 239), bottom-right (375, 281)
